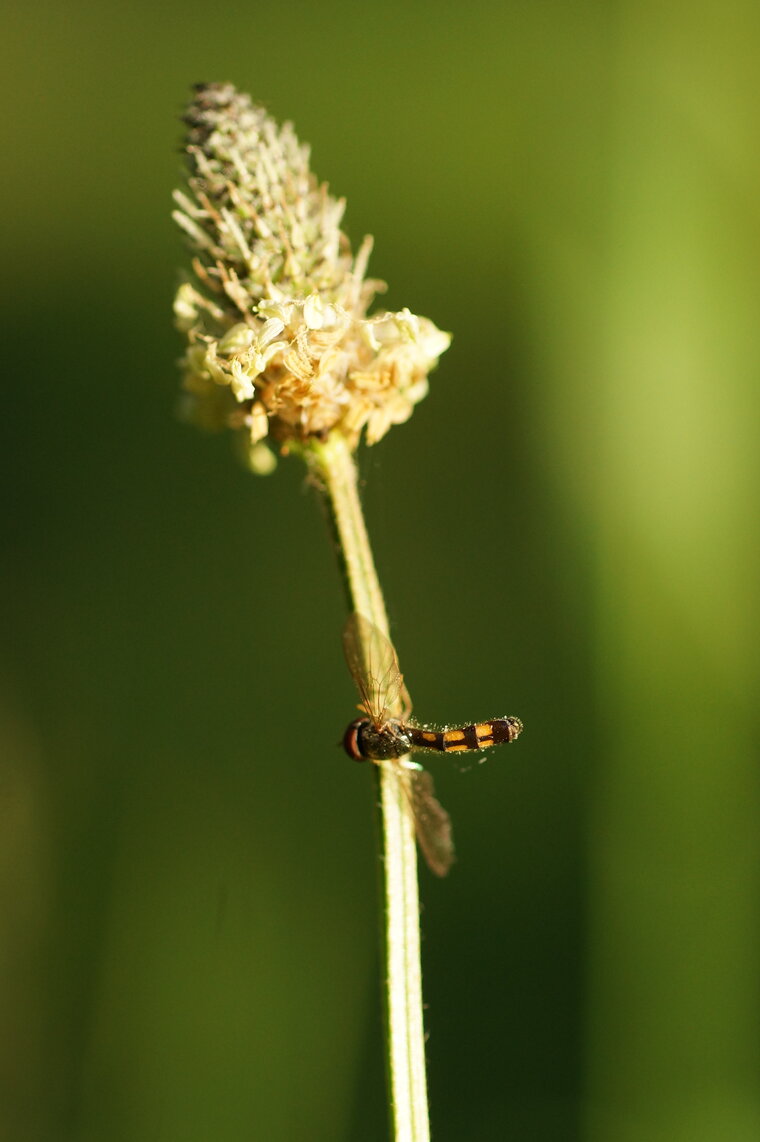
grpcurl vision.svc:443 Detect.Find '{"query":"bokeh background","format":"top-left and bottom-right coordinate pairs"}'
top-left (3, 2), bottom-right (759, 1140)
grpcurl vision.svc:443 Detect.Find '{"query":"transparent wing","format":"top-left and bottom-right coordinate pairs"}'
top-left (401, 767), bottom-right (455, 877)
top-left (342, 613), bottom-right (412, 725)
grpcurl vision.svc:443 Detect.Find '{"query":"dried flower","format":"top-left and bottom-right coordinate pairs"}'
top-left (172, 83), bottom-right (450, 470)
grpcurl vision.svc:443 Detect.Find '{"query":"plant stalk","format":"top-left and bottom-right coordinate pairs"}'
top-left (307, 431), bottom-right (430, 1142)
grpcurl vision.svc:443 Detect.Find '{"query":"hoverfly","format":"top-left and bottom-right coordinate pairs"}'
top-left (342, 613), bottom-right (523, 876)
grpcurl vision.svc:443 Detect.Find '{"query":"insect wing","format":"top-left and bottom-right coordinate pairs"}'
top-left (403, 767), bottom-right (455, 877)
top-left (342, 614), bottom-right (412, 725)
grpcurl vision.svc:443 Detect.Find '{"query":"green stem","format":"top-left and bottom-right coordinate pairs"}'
top-left (307, 432), bottom-right (430, 1142)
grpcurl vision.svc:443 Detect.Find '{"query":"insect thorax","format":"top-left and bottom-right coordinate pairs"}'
top-left (348, 718), bottom-right (413, 761)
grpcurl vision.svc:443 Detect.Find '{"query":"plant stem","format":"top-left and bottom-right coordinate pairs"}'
top-left (307, 431), bottom-right (430, 1142)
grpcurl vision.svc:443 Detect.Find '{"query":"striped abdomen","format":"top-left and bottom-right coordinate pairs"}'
top-left (408, 717), bottom-right (523, 753)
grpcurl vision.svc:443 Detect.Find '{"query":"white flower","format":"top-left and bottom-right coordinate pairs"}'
top-left (174, 84), bottom-right (450, 460)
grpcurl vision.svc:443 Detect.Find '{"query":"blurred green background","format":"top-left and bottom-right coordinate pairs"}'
top-left (2, 2), bottom-right (759, 1139)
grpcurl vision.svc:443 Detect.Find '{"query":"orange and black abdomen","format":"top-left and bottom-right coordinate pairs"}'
top-left (408, 717), bottom-right (523, 753)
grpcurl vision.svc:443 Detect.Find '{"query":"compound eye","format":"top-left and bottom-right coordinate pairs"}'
top-left (343, 718), bottom-right (368, 761)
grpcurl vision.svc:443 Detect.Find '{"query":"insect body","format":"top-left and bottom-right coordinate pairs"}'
top-left (343, 714), bottom-right (523, 761)
top-left (341, 613), bottom-right (523, 876)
